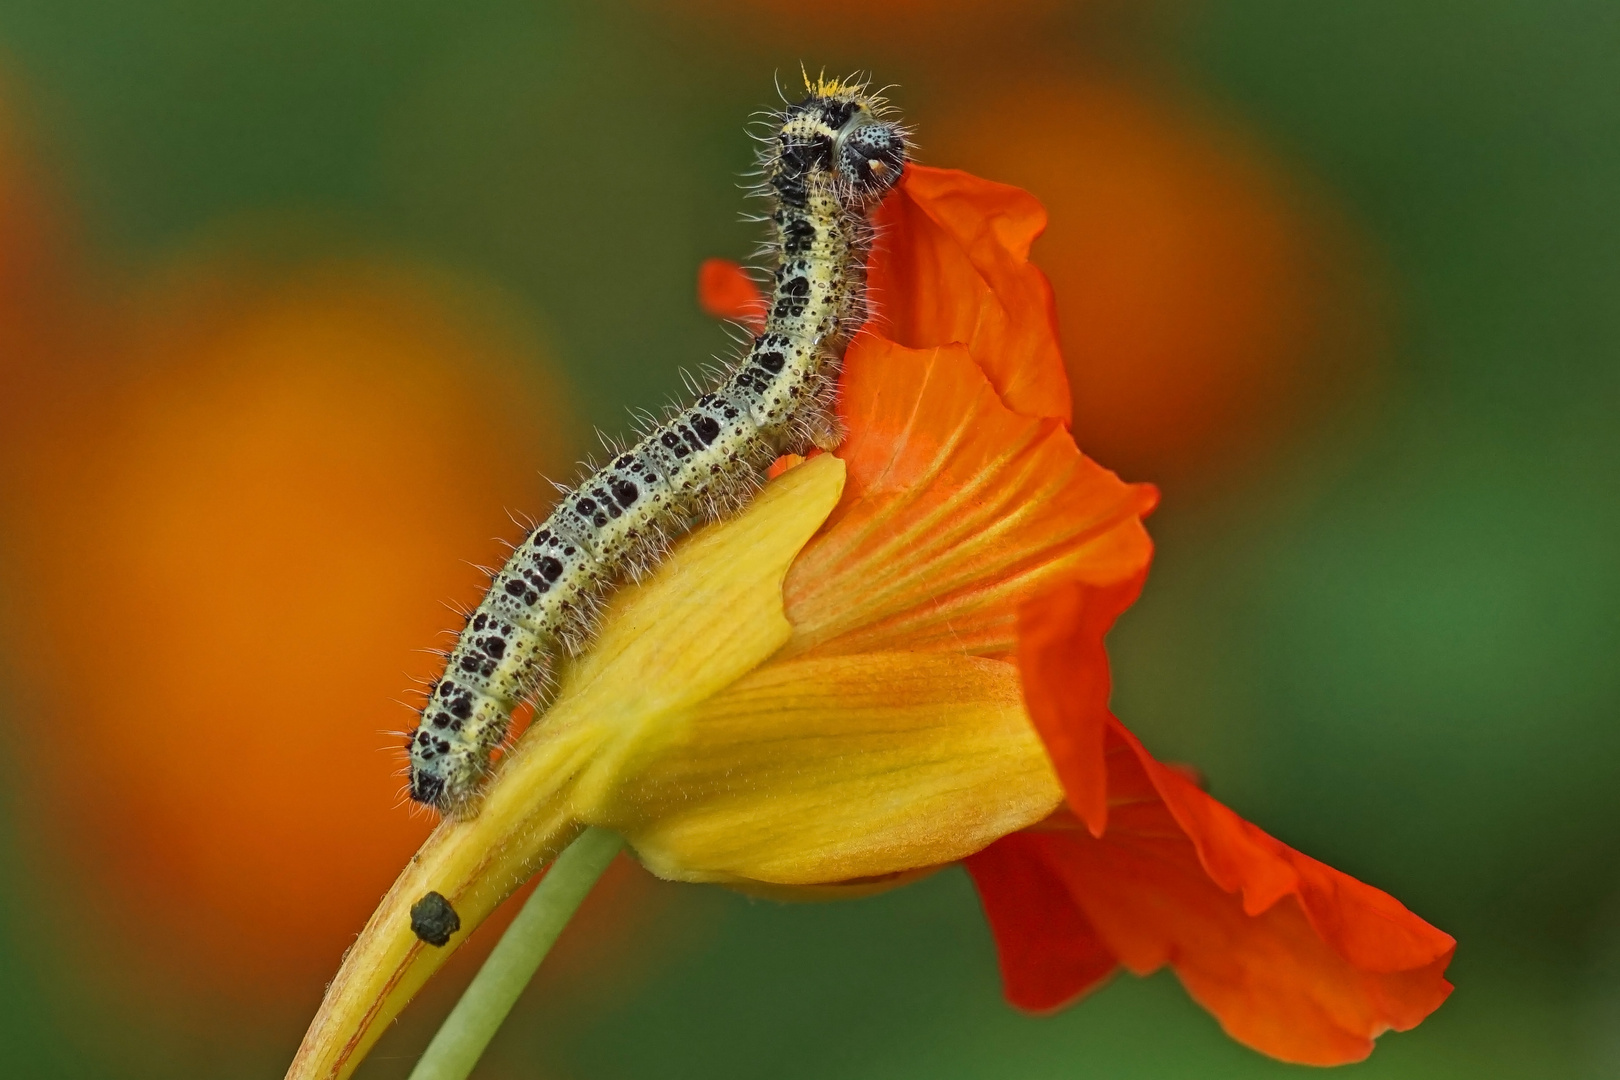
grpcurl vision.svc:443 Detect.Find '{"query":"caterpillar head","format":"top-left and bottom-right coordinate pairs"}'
top-left (775, 82), bottom-right (908, 206)
top-left (835, 113), bottom-right (907, 201)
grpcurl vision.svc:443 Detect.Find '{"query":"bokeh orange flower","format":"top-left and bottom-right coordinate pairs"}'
top-left (927, 76), bottom-right (1382, 485)
top-left (0, 252), bottom-right (575, 994)
top-left (289, 164), bottom-right (1450, 1078)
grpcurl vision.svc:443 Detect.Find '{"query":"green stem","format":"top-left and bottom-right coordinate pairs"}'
top-left (408, 827), bottom-right (624, 1080)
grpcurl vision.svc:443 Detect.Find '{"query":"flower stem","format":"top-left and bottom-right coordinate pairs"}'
top-left (407, 827), bottom-right (624, 1080)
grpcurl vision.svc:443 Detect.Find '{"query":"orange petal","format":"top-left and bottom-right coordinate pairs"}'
top-left (765, 450), bottom-right (812, 480)
top-left (784, 336), bottom-right (1154, 659)
top-left (1107, 717), bottom-right (1456, 977)
top-left (1015, 577), bottom-right (1149, 836)
top-left (869, 165), bottom-right (1071, 422)
top-left (697, 257), bottom-right (765, 330)
top-left (963, 832), bottom-right (1117, 1013)
top-left (1020, 720), bottom-right (1454, 1066)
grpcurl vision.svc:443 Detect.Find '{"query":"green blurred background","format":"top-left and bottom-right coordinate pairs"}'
top-left (0, 1), bottom-right (1616, 1077)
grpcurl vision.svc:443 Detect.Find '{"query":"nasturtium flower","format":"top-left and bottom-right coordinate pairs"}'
top-left (289, 166), bottom-right (1452, 1079)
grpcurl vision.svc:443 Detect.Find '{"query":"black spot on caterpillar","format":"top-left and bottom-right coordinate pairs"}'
top-left (410, 891), bottom-right (461, 947)
top-left (405, 74), bottom-right (909, 815)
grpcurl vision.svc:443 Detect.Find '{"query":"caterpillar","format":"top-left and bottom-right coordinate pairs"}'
top-left (405, 76), bottom-right (909, 815)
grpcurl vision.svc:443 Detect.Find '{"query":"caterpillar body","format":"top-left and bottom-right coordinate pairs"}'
top-left (406, 77), bottom-right (909, 814)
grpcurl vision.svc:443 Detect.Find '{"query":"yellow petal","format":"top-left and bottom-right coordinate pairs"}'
top-left (556, 452), bottom-right (848, 811)
top-left (288, 454), bottom-right (846, 1080)
top-left (586, 651), bottom-right (1064, 886)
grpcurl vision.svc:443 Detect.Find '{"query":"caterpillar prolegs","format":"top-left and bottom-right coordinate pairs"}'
top-left (406, 77), bottom-right (909, 814)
